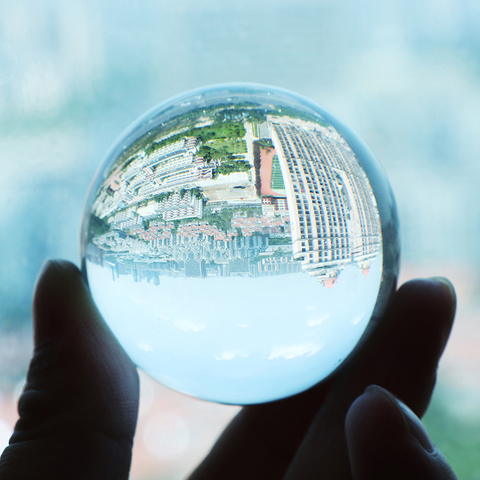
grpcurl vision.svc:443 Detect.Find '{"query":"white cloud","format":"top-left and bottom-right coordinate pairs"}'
top-left (139, 343), bottom-right (154, 352)
top-left (236, 324), bottom-right (249, 328)
top-left (216, 351), bottom-right (249, 361)
top-left (304, 305), bottom-right (318, 312)
top-left (268, 342), bottom-right (323, 360)
top-left (131, 296), bottom-right (145, 304)
top-left (174, 319), bottom-right (207, 332)
top-left (351, 314), bottom-right (365, 325)
top-left (307, 315), bottom-right (330, 327)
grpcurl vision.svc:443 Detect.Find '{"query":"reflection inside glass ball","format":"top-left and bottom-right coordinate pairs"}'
top-left (81, 84), bottom-right (394, 404)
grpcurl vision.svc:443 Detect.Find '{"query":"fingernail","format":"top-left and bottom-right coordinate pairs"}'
top-left (365, 385), bottom-right (435, 453)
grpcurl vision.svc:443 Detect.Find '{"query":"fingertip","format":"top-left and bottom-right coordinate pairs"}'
top-left (428, 276), bottom-right (455, 295)
top-left (33, 259), bottom-right (92, 347)
top-left (346, 386), bottom-right (456, 480)
top-left (34, 259), bottom-right (85, 302)
top-left (393, 277), bottom-right (457, 358)
top-left (395, 277), bottom-right (456, 318)
top-left (37, 258), bottom-right (83, 280)
top-left (362, 386), bottom-right (434, 452)
top-left (346, 386), bottom-right (405, 464)
top-left (346, 386), bottom-right (413, 479)
top-left (33, 258), bottom-right (134, 373)
top-left (428, 277), bottom-right (456, 313)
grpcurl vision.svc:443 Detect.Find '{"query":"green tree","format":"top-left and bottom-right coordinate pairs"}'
top-left (216, 159), bottom-right (251, 176)
top-left (88, 215), bottom-right (110, 240)
top-left (269, 237), bottom-right (292, 245)
top-left (258, 138), bottom-right (274, 149)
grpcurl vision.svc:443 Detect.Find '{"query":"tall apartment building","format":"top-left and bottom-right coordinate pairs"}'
top-left (269, 120), bottom-right (381, 283)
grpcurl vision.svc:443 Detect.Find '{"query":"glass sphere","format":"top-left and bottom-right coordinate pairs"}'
top-left (80, 84), bottom-right (399, 405)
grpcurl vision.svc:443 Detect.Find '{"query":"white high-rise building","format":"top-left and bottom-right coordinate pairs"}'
top-left (269, 119), bottom-right (381, 283)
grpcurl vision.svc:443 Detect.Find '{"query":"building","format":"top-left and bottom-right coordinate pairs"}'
top-left (269, 119), bottom-right (381, 283)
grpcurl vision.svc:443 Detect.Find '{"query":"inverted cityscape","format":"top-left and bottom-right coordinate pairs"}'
top-left (86, 103), bottom-right (382, 289)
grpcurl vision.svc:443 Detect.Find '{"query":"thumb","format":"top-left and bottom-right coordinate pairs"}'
top-left (345, 385), bottom-right (458, 480)
top-left (0, 260), bottom-right (139, 480)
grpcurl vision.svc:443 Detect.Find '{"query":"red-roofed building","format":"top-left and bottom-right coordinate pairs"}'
top-left (323, 277), bottom-right (338, 289)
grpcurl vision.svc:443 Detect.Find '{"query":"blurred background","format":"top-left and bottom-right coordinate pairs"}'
top-left (1, 0), bottom-right (480, 478)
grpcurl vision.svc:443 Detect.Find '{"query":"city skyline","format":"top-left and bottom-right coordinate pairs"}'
top-left (86, 104), bottom-right (382, 287)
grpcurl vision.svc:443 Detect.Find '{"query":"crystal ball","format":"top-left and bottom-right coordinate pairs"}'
top-left (80, 84), bottom-right (399, 404)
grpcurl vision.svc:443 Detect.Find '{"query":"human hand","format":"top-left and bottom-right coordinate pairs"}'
top-left (0, 260), bottom-right (458, 479)
top-left (0, 260), bottom-right (139, 480)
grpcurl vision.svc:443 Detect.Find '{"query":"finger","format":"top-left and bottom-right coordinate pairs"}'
top-left (0, 260), bottom-right (139, 480)
top-left (346, 385), bottom-right (458, 480)
top-left (188, 378), bottom-right (335, 480)
top-left (282, 277), bottom-right (456, 479)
